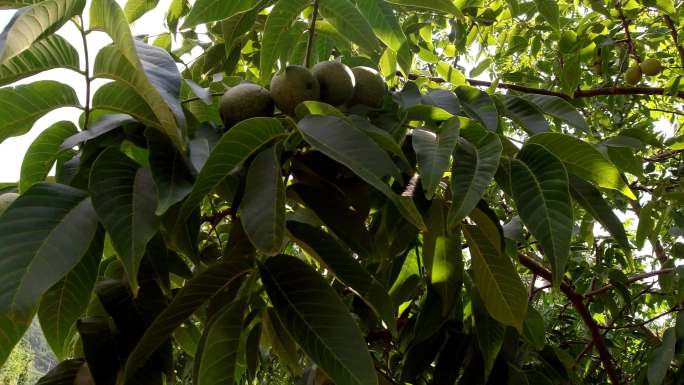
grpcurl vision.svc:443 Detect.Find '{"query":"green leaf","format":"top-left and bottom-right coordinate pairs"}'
top-left (183, 0), bottom-right (257, 29)
top-left (38, 227), bottom-right (104, 360)
top-left (0, 0), bottom-right (86, 63)
top-left (655, 0), bottom-right (675, 15)
top-left (470, 285), bottom-right (504, 379)
top-left (647, 327), bottom-right (676, 385)
top-left (528, 133), bottom-right (636, 199)
top-left (430, 234), bottom-right (463, 317)
top-left (0, 34), bottom-right (79, 87)
top-left (260, 255), bottom-right (378, 385)
top-left (175, 117), bottom-right (286, 230)
top-left (0, 80), bottom-right (80, 144)
top-left (463, 224), bottom-right (527, 331)
top-left (356, 0), bottom-right (407, 53)
top-left (240, 145), bottom-right (286, 255)
top-left (0, 183), bottom-right (99, 367)
top-left (286, 221), bottom-right (397, 336)
top-left (319, 0), bottom-right (382, 54)
top-left (19, 121), bottom-right (77, 193)
top-left (34, 359), bottom-right (86, 385)
top-left (447, 133), bottom-right (502, 229)
top-left (412, 118), bottom-right (460, 199)
top-left (522, 94), bottom-right (588, 132)
top-left (91, 81), bottom-right (160, 127)
top-left (89, 148), bottom-right (160, 293)
top-left (124, 0), bottom-right (160, 22)
top-left (568, 175), bottom-right (630, 249)
top-left (384, 0), bottom-right (462, 17)
top-left (511, 143), bottom-right (572, 286)
top-left (636, 202), bottom-right (655, 249)
top-left (90, 0), bottom-right (185, 149)
top-left (500, 95), bottom-right (549, 134)
top-left (259, 0), bottom-right (310, 80)
top-left (194, 300), bottom-right (245, 385)
top-left (606, 145), bottom-right (643, 178)
top-left (455, 86), bottom-right (498, 132)
top-left (0, 1), bottom-right (43, 9)
top-left (298, 115), bottom-right (425, 230)
top-left (145, 128), bottom-right (194, 215)
top-left (125, 259), bottom-right (253, 377)
top-left (533, 0), bottom-right (559, 30)
top-left (522, 306), bottom-right (546, 350)
top-left (221, 6), bottom-right (260, 56)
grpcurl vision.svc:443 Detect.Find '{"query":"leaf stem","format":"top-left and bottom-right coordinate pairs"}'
top-left (304, 0), bottom-right (320, 68)
top-left (74, 16), bottom-right (92, 130)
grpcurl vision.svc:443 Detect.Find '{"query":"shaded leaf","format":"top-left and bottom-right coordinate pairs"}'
top-left (259, 0), bottom-right (310, 80)
top-left (455, 86), bottom-right (498, 132)
top-left (182, 0), bottom-right (257, 29)
top-left (500, 95), bottom-right (549, 134)
top-left (89, 148), bottom-right (160, 292)
top-left (385, 0), bottom-right (462, 17)
top-left (260, 255), bottom-right (378, 385)
top-left (35, 358), bottom-right (86, 385)
top-left (522, 94), bottom-right (588, 132)
top-left (648, 327), bottom-right (676, 385)
top-left (319, 0), bottom-right (382, 54)
top-left (533, 0), bottom-right (559, 30)
top-left (0, 34), bottom-right (79, 87)
top-left (19, 121), bottom-right (78, 193)
top-left (412, 118), bottom-right (459, 198)
top-left (145, 128), bottom-right (194, 215)
top-left (0, 183), bottom-right (99, 367)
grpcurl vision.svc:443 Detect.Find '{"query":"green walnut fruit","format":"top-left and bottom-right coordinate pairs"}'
top-left (311, 61), bottom-right (356, 106)
top-left (559, 30), bottom-right (578, 53)
top-left (0, 192), bottom-right (18, 216)
top-left (640, 58), bottom-right (663, 76)
top-left (349, 66), bottom-right (385, 108)
top-left (625, 64), bottom-right (642, 85)
top-left (220, 83), bottom-right (274, 127)
top-left (270, 65), bottom-right (320, 116)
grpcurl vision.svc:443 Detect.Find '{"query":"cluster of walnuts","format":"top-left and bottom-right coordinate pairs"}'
top-left (625, 58), bottom-right (663, 85)
top-left (219, 61), bottom-right (385, 126)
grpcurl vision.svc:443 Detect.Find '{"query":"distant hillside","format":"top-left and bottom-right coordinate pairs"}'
top-left (0, 319), bottom-right (57, 385)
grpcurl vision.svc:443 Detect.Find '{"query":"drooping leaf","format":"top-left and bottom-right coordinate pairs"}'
top-left (568, 175), bottom-right (630, 249)
top-left (287, 220), bottom-right (397, 336)
top-left (194, 300), bottom-right (245, 385)
top-left (91, 81), bottom-right (160, 128)
top-left (298, 115), bottom-right (425, 230)
top-left (0, 34), bottom-right (79, 87)
top-left (0, 80), bottom-right (80, 144)
top-left (412, 118), bottom-right (460, 199)
top-left (90, 0), bottom-right (185, 149)
top-left (463, 224), bottom-right (528, 331)
top-left (0, 0), bottom-right (86, 63)
top-left (61, 113), bottom-right (137, 150)
top-left (529, 133), bottom-right (635, 199)
top-left (470, 284), bottom-right (505, 380)
top-left (522, 306), bottom-right (546, 350)
top-left (125, 259), bottom-right (253, 377)
top-left (89, 148), bottom-right (160, 292)
top-left (145, 128), bottom-right (194, 215)
top-left (124, 0), bottom-right (160, 22)
top-left (34, 358), bottom-right (87, 385)
top-left (175, 117), bottom-right (286, 229)
top-left (430, 234), bottom-right (463, 317)
top-left (511, 143), bottom-right (572, 286)
top-left (38, 227), bottom-right (104, 360)
top-left (260, 255), bottom-right (378, 385)
top-left (522, 94), bottom-right (588, 132)
top-left (19, 121), bottom-right (78, 193)
top-left (455, 86), bottom-right (498, 132)
top-left (500, 95), bottom-right (550, 135)
top-left (259, 0), bottom-right (310, 80)
top-left (647, 327), bottom-right (676, 385)
top-left (447, 133), bottom-right (502, 229)
top-left (319, 0), bottom-right (382, 54)
top-left (240, 145), bottom-right (286, 255)
top-left (262, 307), bottom-right (301, 373)
top-left (0, 183), bottom-right (99, 367)
top-left (182, 0), bottom-right (257, 29)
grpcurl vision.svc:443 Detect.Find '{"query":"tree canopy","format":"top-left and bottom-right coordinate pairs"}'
top-left (0, 0), bottom-right (683, 384)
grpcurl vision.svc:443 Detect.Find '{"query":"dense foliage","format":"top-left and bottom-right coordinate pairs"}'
top-left (0, 0), bottom-right (683, 384)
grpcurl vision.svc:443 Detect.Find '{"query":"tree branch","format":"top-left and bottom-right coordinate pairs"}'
top-left (583, 268), bottom-right (676, 297)
top-left (304, 0), bottom-right (320, 68)
top-left (517, 254), bottom-right (623, 385)
top-left (615, 0), bottom-right (641, 62)
top-left (597, 307), bottom-right (681, 330)
top-left (663, 15), bottom-right (684, 66)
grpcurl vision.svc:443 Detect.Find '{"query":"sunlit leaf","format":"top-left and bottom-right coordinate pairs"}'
top-left (412, 118), bottom-right (459, 198)
top-left (0, 35), bottom-right (79, 87)
top-left (19, 121), bottom-right (77, 193)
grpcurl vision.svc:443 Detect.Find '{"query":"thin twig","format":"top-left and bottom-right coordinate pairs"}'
top-left (304, 0), bottom-right (320, 68)
top-left (615, 0), bottom-right (641, 62)
top-left (584, 268), bottom-right (676, 297)
top-left (74, 16), bottom-right (91, 130)
top-left (663, 15), bottom-right (684, 66)
top-left (598, 307), bottom-right (681, 330)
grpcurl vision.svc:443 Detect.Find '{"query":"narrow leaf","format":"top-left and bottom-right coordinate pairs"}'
top-left (648, 327), bottom-right (676, 385)
top-left (412, 118), bottom-right (460, 199)
top-left (319, 0), bottom-right (382, 54)
top-left (511, 143), bottom-right (572, 286)
top-left (463, 224), bottom-right (527, 331)
top-left (19, 121), bottom-right (78, 193)
top-left (0, 183), bottom-right (99, 366)
top-left (529, 133), bottom-right (636, 199)
top-left (260, 255), bottom-right (378, 385)
top-left (240, 145), bottom-right (286, 255)
top-left (89, 148), bottom-right (160, 292)
top-left (259, 0), bottom-right (310, 80)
